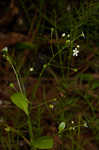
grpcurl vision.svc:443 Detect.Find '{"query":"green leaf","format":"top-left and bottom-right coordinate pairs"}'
top-left (10, 92), bottom-right (29, 116)
top-left (33, 136), bottom-right (53, 149)
top-left (58, 122), bottom-right (66, 133)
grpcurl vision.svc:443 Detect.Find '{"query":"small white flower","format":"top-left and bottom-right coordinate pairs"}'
top-left (73, 48), bottom-right (79, 56)
top-left (72, 127), bottom-right (75, 130)
top-left (29, 67), bottom-right (34, 72)
top-left (62, 33), bottom-right (66, 37)
top-left (71, 120), bottom-right (74, 124)
top-left (77, 45), bottom-right (80, 48)
top-left (67, 34), bottom-right (70, 38)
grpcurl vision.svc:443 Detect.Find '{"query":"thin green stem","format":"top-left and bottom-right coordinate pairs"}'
top-left (7, 56), bottom-right (23, 94)
top-left (27, 115), bottom-right (35, 149)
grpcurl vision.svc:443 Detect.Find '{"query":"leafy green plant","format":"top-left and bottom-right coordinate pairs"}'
top-left (2, 47), bottom-right (54, 150)
top-left (0, 1), bottom-right (99, 149)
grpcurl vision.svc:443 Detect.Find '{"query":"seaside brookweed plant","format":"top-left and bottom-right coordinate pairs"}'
top-left (1, 29), bottom-right (85, 149)
top-left (1, 47), bottom-right (54, 150)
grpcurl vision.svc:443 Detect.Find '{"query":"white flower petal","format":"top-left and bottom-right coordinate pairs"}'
top-left (62, 33), bottom-right (66, 37)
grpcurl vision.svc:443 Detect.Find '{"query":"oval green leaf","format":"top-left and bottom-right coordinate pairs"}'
top-left (33, 136), bottom-right (53, 149)
top-left (58, 122), bottom-right (66, 133)
top-left (10, 92), bottom-right (29, 116)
